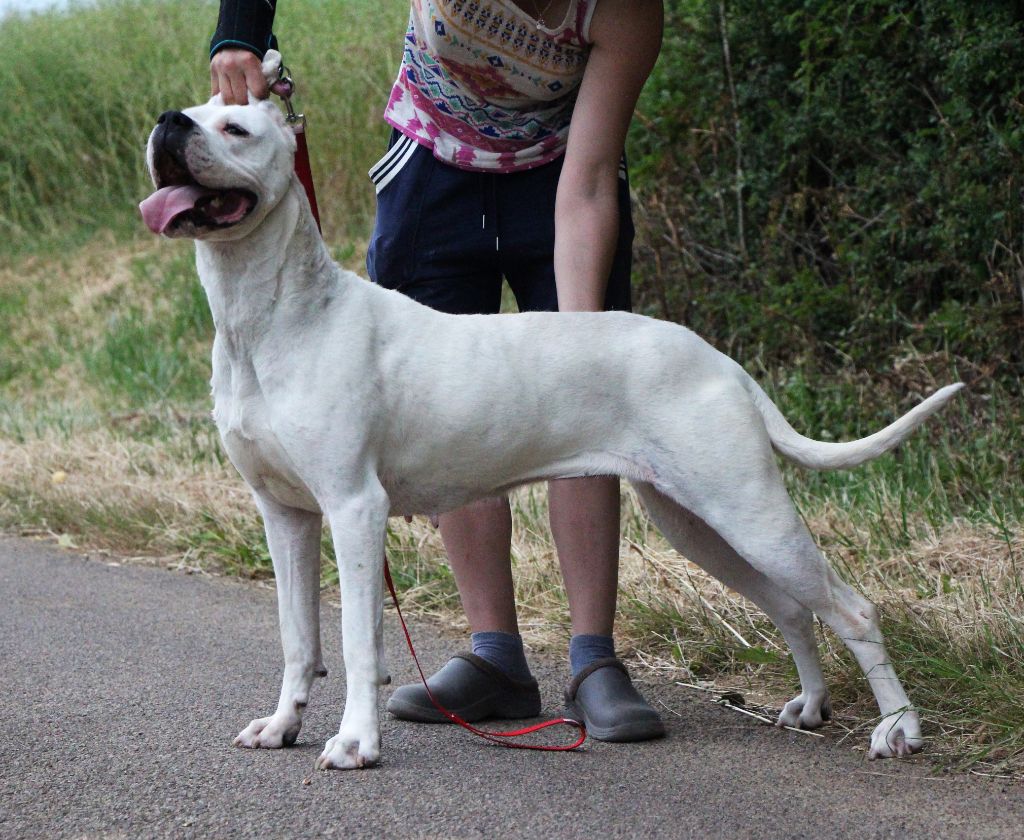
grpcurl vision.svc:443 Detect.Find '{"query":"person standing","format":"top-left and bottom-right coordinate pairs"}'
top-left (210, 0), bottom-right (665, 742)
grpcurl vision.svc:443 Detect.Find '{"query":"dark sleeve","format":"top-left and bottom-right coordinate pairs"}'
top-left (210, 0), bottom-right (279, 59)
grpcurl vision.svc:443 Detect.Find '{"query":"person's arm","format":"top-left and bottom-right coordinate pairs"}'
top-left (209, 0), bottom-right (279, 103)
top-left (554, 0), bottom-right (663, 311)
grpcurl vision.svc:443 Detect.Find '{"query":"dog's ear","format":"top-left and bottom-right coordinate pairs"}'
top-left (207, 92), bottom-right (226, 107)
top-left (261, 49), bottom-right (283, 89)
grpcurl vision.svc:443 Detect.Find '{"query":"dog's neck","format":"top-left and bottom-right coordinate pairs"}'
top-left (195, 176), bottom-right (337, 348)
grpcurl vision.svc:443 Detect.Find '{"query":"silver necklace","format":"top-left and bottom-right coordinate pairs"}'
top-left (530, 0), bottom-right (557, 29)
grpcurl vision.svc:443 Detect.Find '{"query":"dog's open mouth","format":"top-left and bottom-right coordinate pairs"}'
top-left (139, 180), bottom-right (257, 235)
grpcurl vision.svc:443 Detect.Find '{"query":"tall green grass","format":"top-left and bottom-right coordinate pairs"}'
top-left (0, 0), bottom-right (405, 256)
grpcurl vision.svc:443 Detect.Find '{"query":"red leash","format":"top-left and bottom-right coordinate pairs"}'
top-left (270, 73), bottom-right (322, 233)
top-left (383, 559), bottom-right (587, 751)
top-left (271, 66), bottom-right (586, 753)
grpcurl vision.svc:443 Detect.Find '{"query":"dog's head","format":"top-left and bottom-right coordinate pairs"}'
top-left (139, 94), bottom-right (296, 241)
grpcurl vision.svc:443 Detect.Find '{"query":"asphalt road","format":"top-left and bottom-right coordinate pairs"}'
top-left (1, 536), bottom-right (1020, 839)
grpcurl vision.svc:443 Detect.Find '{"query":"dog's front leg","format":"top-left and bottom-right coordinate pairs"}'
top-left (315, 487), bottom-right (390, 770)
top-left (235, 493), bottom-right (324, 749)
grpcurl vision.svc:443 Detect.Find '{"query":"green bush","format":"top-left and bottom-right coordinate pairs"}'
top-left (630, 0), bottom-right (1024, 380)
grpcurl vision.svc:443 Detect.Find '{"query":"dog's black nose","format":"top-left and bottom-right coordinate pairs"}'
top-left (152, 110), bottom-right (197, 186)
top-left (157, 110), bottom-right (195, 130)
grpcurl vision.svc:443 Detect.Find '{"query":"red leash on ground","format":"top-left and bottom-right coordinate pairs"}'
top-left (271, 68), bottom-right (587, 753)
top-left (383, 560), bottom-right (587, 751)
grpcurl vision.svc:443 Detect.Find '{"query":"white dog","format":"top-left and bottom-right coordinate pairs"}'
top-left (140, 54), bottom-right (962, 770)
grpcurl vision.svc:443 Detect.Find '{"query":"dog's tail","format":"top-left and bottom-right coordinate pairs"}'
top-left (742, 376), bottom-right (965, 470)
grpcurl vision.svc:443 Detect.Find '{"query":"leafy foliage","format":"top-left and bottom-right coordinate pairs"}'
top-left (630, 0), bottom-right (1024, 380)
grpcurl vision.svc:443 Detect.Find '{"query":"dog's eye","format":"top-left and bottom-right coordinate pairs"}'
top-left (224, 123), bottom-right (250, 137)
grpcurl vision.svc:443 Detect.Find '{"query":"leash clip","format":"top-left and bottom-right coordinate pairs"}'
top-left (271, 65), bottom-right (306, 129)
top-left (268, 55), bottom-right (321, 232)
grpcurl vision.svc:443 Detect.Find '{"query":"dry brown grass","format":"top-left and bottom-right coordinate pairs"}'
top-left (0, 423), bottom-right (249, 556)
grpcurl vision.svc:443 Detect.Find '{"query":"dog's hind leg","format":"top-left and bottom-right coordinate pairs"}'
top-left (234, 493), bottom-right (324, 750)
top-left (816, 566), bottom-right (923, 758)
top-left (633, 482), bottom-right (831, 730)
top-left (646, 442), bottom-right (922, 758)
top-left (315, 484), bottom-right (391, 771)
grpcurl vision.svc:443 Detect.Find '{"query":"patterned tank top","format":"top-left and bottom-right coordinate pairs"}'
top-left (383, 0), bottom-right (597, 172)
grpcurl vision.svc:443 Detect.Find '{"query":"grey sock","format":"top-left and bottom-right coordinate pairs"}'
top-left (471, 631), bottom-right (532, 682)
top-left (569, 633), bottom-right (616, 676)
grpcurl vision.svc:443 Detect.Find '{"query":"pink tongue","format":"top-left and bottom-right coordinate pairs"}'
top-left (138, 185), bottom-right (210, 234)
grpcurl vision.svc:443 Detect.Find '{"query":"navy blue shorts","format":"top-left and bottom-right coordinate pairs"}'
top-left (366, 132), bottom-right (633, 315)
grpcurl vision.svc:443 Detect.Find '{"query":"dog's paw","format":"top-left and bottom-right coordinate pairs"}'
top-left (233, 713), bottom-right (302, 749)
top-left (314, 730), bottom-right (380, 771)
top-left (776, 690), bottom-right (831, 730)
top-left (868, 709), bottom-right (923, 759)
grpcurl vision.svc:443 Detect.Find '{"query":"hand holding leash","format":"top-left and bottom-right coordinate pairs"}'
top-left (210, 47), bottom-right (267, 104)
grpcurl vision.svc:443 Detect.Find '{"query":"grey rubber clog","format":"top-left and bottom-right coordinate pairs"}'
top-left (564, 658), bottom-right (666, 742)
top-left (386, 653), bottom-right (542, 723)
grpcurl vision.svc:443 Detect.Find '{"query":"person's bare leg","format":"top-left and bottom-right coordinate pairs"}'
top-left (437, 478), bottom-right (620, 636)
top-left (550, 475), bottom-right (663, 741)
top-left (438, 496), bottom-right (518, 634)
top-left (548, 475), bottom-right (619, 636)
top-left (386, 496), bottom-right (541, 723)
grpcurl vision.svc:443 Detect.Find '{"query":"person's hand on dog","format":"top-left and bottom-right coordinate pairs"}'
top-left (211, 48), bottom-right (268, 104)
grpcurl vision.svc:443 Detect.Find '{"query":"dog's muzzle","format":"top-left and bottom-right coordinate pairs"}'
top-left (150, 110), bottom-right (196, 183)
top-left (139, 111), bottom-right (257, 236)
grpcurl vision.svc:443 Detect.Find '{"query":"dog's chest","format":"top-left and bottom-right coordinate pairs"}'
top-left (212, 363), bottom-right (320, 513)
